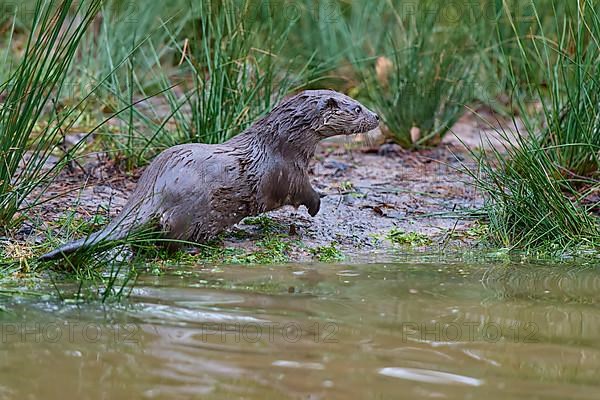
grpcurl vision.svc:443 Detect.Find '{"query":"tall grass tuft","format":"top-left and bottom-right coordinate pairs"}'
top-left (469, 0), bottom-right (600, 252)
top-left (0, 0), bottom-right (102, 230)
top-left (469, 128), bottom-right (600, 251)
top-left (177, 0), bottom-right (296, 145)
top-left (352, 2), bottom-right (480, 148)
top-left (98, 0), bottom-right (303, 167)
top-left (286, 0), bottom-right (390, 87)
top-left (484, 0), bottom-right (578, 104)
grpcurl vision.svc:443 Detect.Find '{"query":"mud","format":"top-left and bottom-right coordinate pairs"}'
top-left (23, 111), bottom-right (515, 262)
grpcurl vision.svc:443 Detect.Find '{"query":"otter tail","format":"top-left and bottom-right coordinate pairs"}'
top-left (39, 209), bottom-right (148, 262)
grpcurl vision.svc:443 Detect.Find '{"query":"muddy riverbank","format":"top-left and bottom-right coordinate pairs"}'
top-left (18, 110), bottom-right (513, 263)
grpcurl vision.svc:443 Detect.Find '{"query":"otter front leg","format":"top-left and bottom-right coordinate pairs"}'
top-left (297, 180), bottom-right (321, 217)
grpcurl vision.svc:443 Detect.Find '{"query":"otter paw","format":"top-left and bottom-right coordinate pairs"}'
top-left (306, 196), bottom-right (321, 217)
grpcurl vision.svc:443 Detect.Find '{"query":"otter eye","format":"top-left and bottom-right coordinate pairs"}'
top-left (354, 107), bottom-right (362, 114)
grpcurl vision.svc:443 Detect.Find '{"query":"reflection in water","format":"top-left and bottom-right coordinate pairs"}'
top-left (1, 261), bottom-right (600, 399)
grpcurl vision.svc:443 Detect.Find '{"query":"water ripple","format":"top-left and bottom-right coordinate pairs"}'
top-left (272, 360), bottom-right (325, 370)
top-left (378, 367), bottom-right (483, 387)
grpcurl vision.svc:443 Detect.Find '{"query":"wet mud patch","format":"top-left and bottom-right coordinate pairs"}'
top-left (21, 146), bottom-right (482, 264)
top-left (253, 142), bottom-right (482, 261)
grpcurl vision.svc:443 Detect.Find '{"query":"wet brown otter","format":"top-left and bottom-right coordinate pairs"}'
top-left (41, 90), bottom-right (380, 260)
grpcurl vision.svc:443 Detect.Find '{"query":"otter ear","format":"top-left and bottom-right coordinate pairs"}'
top-left (319, 96), bottom-right (339, 111)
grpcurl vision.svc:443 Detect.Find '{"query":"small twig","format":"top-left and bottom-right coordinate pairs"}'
top-left (440, 205), bottom-right (460, 252)
top-left (178, 38), bottom-right (189, 66)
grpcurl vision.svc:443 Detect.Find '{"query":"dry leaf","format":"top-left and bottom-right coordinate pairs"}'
top-left (375, 56), bottom-right (393, 87)
top-left (410, 126), bottom-right (421, 144)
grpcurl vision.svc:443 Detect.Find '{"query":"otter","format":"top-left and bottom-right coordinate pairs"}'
top-left (40, 90), bottom-right (380, 261)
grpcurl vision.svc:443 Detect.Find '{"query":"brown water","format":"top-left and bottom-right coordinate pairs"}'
top-left (1, 260), bottom-right (600, 399)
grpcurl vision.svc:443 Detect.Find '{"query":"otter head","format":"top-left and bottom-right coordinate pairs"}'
top-left (314, 91), bottom-right (380, 137)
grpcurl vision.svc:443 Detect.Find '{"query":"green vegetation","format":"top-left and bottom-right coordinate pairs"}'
top-left (75, 0), bottom-right (303, 169)
top-left (148, 235), bottom-right (295, 266)
top-left (485, 0), bottom-right (578, 102)
top-left (467, 0), bottom-right (600, 253)
top-left (0, 0), bottom-right (102, 230)
top-left (388, 228), bottom-right (432, 247)
top-left (242, 215), bottom-right (286, 235)
top-left (283, 1), bottom-right (481, 147)
top-left (310, 242), bottom-right (345, 262)
top-left (352, 2), bottom-right (480, 147)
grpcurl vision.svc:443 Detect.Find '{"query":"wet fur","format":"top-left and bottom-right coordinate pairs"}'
top-left (40, 90), bottom-right (380, 260)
